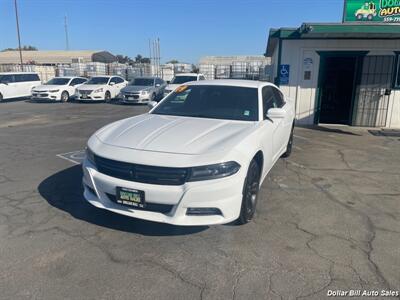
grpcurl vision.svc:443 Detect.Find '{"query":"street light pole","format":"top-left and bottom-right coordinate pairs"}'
top-left (14, 0), bottom-right (23, 71)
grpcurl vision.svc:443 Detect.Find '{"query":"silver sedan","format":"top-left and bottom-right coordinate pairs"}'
top-left (119, 77), bottom-right (166, 104)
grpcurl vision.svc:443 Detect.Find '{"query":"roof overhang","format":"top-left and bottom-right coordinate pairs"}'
top-left (265, 23), bottom-right (400, 57)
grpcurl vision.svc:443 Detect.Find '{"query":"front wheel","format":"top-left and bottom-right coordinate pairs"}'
top-left (60, 91), bottom-right (69, 102)
top-left (237, 160), bottom-right (261, 225)
top-left (104, 91), bottom-right (111, 102)
top-left (0, 93), bottom-right (3, 102)
top-left (281, 126), bottom-right (294, 158)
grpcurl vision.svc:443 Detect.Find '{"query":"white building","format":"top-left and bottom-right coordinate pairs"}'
top-left (265, 23), bottom-right (400, 128)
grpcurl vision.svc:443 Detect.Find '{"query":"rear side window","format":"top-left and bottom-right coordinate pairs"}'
top-left (272, 87), bottom-right (285, 108)
top-left (0, 75), bottom-right (15, 83)
top-left (199, 76), bottom-right (205, 80)
top-left (15, 74), bottom-right (40, 82)
top-left (262, 87), bottom-right (276, 116)
top-left (115, 77), bottom-right (124, 84)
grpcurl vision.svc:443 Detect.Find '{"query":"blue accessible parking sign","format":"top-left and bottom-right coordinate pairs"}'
top-left (279, 64), bottom-right (290, 85)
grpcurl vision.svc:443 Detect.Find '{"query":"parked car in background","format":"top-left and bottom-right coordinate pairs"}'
top-left (0, 72), bottom-right (41, 101)
top-left (76, 76), bottom-right (127, 101)
top-left (83, 80), bottom-right (295, 226)
top-left (119, 77), bottom-right (166, 104)
top-left (31, 77), bottom-right (87, 102)
top-left (164, 73), bottom-right (205, 95)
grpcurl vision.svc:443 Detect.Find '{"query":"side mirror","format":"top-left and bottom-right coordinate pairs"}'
top-left (266, 108), bottom-right (286, 119)
top-left (148, 101), bottom-right (158, 109)
top-left (109, 82), bottom-right (115, 86)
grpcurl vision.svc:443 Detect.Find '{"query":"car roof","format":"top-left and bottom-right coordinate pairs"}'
top-left (185, 79), bottom-right (276, 88)
top-left (0, 72), bottom-right (38, 75)
top-left (174, 73), bottom-right (200, 76)
top-left (132, 76), bottom-right (157, 79)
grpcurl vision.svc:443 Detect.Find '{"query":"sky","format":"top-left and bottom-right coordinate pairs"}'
top-left (0, 0), bottom-right (345, 63)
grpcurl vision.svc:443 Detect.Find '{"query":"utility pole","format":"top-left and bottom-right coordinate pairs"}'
top-left (14, 0), bottom-right (23, 71)
top-left (64, 15), bottom-right (70, 50)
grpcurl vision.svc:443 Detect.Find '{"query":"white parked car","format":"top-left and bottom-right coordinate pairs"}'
top-left (0, 72), bottom-right (41, 101)
top-left (83, 80), bottom-right (295, 226)
top-left (164, 73), bottom-right (205, 95)
top-left (31, 77), bottom-right (87, 102)
top-left (76, 76), bottom-right (127, 101)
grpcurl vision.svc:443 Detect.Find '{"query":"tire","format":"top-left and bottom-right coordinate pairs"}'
top-left (367, 14), bottom-right (373, 20)
top-left (0, 93), bottom-right (3, 102)
top-left (281, 125), bottom-right (294, 158)
top-left (151, 93), bottom-right (156, 102)
top-left (356, 14), bottom-right (363, 20)
top-left (237, 160), bottom-right (261, 225)
top-left (60, 91), bottom-right (69, 102)
top-left (105, 91), bottom-right (111, 102)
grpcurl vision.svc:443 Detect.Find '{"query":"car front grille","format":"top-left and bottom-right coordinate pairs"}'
top-left (80, 90), bottom-right (93, 96)
top-left (105, 193), bottom-right (173, 214)
top-left (94, 154), bottom-right (189, 186)
top-left (124, 94), bottom-right (139, 99)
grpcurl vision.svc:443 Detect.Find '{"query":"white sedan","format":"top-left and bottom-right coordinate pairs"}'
top-left (31, 77), bottom-right (87, 102)
top-left (76, 76), bottom-right (127, 101)
top-left (83, 80), bottom-right (295, 226)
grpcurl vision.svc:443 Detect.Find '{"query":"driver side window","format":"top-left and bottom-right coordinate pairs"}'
top-left (262, 87), bottom-right (276, 118)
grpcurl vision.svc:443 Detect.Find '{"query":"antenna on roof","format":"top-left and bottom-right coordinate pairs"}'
top-left (64, 15), bottom-right (70, 51)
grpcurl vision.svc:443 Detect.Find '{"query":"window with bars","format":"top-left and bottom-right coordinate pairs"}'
top-left (395, 53), bottom-right (400, 89)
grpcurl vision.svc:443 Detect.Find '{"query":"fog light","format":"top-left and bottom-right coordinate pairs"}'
top-left (186, 208), bottom-right (222, 216)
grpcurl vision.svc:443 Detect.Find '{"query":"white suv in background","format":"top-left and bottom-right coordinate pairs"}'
top-left (31, 77), bottom-right (87, 102)
top-left (164, 73), bottom-right (205, 95)
top-left (0, 72), bottom-right (41, 101)
top-left (76, 76), bottom-right (127, 101)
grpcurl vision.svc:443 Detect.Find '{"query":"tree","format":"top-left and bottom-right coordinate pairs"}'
top-left (135, 54), bottom-right (150, 64)
top-left (167, 59), bottom-right (179, 64)
top-left (1, 45), bottom-right (38, 52)
top-left (116, 55), bottom-right (134, 64)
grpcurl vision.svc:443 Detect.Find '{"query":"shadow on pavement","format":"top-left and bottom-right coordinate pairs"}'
top-left (297, 125), bottom-right (362, 136)
top-left (38, 165), bottom-right (208, 236)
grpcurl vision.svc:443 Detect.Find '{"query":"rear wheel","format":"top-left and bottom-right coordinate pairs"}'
top-left (281, 126), bottom-right (294, 158)
top-left (105, 91), bottom-right (111, 102)
top-left (60, 91), bottom-right (69, 102)
top-left (237, 160), bottom-right (261, 225)
top-left (151, 93), bottom-right (156, 102)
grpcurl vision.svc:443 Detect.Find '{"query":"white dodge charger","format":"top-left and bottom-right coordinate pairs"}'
top-left (83, 80), bottom-right (295, 226)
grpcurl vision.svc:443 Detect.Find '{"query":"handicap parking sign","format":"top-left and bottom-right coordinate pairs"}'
top-left (279, 64), bottom-right (290, 85)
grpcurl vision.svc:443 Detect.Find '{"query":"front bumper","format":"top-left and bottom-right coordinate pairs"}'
top-left (76, 92), bottom-right (105, 101)
top-left (31, 92), bottom-right (61, 101)
top-left (120, 93), bottom-right (150, 103)
top-left (82, 158), bottom-right (245, 226)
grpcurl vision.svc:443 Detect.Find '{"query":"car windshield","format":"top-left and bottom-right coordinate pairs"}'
top-left (151, 85), bottom-right (259, 121)
top-left (86, 77), bottom-right (109, 84)
top-left (130, 78), bottom-right (154, 86)
top-left (45, 78), bottom-right (70, 85)
top-left (170, 76), bottom-right (197, 84)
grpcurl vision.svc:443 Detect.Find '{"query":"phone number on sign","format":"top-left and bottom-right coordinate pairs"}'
top-left (383, 16), bottom-right (400, 22)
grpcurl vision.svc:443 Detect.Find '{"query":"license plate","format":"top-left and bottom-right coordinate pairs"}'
top-left (127, 96), bottom-right (134, 100)
top-left (116, 187), bottom-right (145, 208)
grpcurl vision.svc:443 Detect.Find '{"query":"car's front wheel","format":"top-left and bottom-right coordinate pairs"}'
top-left (0, 93), bottom-right (3, 102)
top-left (237, 160), bottom-right (261, 225)
top-left (105, 91), bottom-right (111, 102)
top-left (61, 91), bottom-right (69, 102)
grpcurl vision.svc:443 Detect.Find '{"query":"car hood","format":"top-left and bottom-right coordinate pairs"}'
top-left (121, 85), bottom-right (153, 93)
top-left (95, 114), bottom-right (256, 155)
top-left (33, 85), bottom-right (64, 91)
top-left (78, 84), bottom-right (106, 91)
top-left (165, 84), bottom-right (180, 91)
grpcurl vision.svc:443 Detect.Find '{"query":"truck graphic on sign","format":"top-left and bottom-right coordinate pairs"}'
top-left (355, 1), bottom-right (378, 20)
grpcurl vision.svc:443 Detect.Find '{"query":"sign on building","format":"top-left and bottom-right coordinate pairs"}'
top-left (343, 0), bottom-right (400, 23)
top-left (279, 64), bottom-right (290, 85)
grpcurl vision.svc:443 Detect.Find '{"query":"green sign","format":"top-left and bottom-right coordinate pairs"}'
top-left (343, 0), bottom-right (400, 23)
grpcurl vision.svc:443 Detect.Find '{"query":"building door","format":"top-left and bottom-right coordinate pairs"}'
top-left (353, 56), bottom-right (394, 127)
top-left (318, 56), bottom-right (358, 125)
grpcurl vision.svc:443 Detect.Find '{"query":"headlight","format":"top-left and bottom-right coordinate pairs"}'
top-left (85, 147), bottom-right (96, 165)
top-left (141, 90), bottom-right (149, 95)
top-left (187, 161), bottom-right (241, 182)
top-left (49, 89), bottom-right (59, 93)
top-left (94, 88), bottom-right (103, 93)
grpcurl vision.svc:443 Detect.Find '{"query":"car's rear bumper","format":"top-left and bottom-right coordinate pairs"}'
top-left (82, 159), bottom-right (245, 226)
